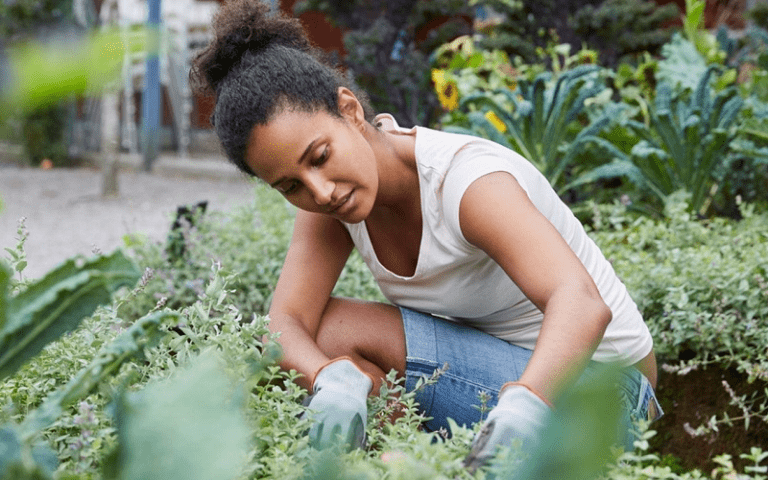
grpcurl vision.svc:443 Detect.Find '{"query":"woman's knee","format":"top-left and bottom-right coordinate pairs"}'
top-left (315, 297), bottom-right (406, 376)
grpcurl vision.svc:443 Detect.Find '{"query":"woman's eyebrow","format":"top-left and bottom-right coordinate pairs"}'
top-left (269, 137), bottom-right (319, 188)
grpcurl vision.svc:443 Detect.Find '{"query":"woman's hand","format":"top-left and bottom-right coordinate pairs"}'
top-left (463, 383), bottom-right (552, 473)
top-left (302, 357), bottom-right (373, 450)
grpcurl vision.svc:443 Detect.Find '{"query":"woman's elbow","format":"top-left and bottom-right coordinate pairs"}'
top-left (592, 297), bottom-right (613, 332)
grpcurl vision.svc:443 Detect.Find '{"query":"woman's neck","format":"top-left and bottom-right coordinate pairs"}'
top-left (364, 123), bottom-right (420, 220)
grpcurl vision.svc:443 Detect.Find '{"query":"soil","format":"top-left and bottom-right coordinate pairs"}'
top-left (651, 362), bottom-right (768, 474)
top-left (0, 164), bottom-right (256, 280)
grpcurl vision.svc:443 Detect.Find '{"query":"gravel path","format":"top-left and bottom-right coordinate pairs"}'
top-left (0, 164), bottom-right (258, 280)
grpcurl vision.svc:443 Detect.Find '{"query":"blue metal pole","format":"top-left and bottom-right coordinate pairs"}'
top-left (142, 0), bottom-right (161, 172)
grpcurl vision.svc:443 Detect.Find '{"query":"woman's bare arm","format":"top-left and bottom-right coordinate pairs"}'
top-left (267, 209), bottom-right (355, 391)
top-left (459, 172), bottom-right (612, 403)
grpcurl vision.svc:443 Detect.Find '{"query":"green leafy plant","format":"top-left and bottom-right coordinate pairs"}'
top-left (712, 98), bottom-right (768, 216)
top-left (682, 0), bottom-right (726, 64)
top-left (0, 250), bottom-right (141, 382)
top-left (4, 184), bottom-right (768, 479)
top-left (469, 0), bottom-right (545, 64)
top-left (567, 66), bottom-right (743, 216)
top-left (0, 249), bottom-right (154, 478)
top-left (570, 0), bottom-right (678, 66)
top-left (294, 0), bottom-right (473, 127)
top-left (444, 64), bottom-right (613, 191)
top-left (656, 32), bottom-right (737, 94)
top-left (586, 195), bottom-right (768, 445)
top-left (119, 184), bottom-right (384, 325)
top-left (103, 352), bottom-right (251, 480)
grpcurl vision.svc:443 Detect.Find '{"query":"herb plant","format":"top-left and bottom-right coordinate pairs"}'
top-left (566, 66), bottom-right (743, 216)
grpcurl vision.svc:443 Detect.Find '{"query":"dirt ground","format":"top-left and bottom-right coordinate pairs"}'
top-left (0, 163), bottom-right (257, 280)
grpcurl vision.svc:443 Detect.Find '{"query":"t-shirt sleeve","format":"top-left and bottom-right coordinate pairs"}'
top-left (441, 144), bottom-right (535, 250)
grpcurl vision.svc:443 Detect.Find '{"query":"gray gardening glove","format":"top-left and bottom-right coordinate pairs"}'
top-left (303, 357), bottom-right (373, 451)
top-left (464, 383), bottom-right (552, 473)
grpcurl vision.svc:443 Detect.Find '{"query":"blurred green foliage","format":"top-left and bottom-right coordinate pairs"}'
top-left (1, 29), bottom-right (145, 166)
top-left (570, 0), bottom-right (678, 67)
top-left (1, 0), bottom-right (84, 166)
top-left (104, 352), bottom-right (251, 480)
top-left (750, 1), bottom-right (768, 31)
top-left (0, 0), bottom-right (77, 40)
top-left (567, 66), bottom-right (744, 216)
top-left (294, 0), bottom-right (473, 127)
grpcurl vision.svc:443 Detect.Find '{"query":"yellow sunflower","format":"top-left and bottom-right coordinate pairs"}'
top-left (431, 68), bottom-right (459, 111)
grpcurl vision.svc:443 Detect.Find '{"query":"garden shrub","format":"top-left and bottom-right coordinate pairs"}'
top-left (294, 0), bottom-right (474, 128)
top-left (750, 1), bottom-right (768, 31)
top-left (583, 193), bottom-right (768, 461)
top-left (470, 0), bottom-right (545, 64)
top-left (2, 185), bottom-right (768, 478)
top-left (19, 103), bottom-right (69, 166)
top-left (587, 194), bottom-right (768, 371)
top-left (120, 183), bottom-right (384, 324)
top-left (570, 0), bottom-right (678, 66)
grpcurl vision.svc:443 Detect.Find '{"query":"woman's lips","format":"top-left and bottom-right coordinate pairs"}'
top-left (331, 191), bottom-right (353, 215)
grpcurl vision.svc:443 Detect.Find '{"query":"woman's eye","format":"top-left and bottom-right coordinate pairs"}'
top-left (278, 180), bottom-right (300, 195)
top-left (313, 147), bottom-right (329, 167)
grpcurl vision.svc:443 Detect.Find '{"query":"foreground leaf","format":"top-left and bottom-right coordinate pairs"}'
top-left (105, 351), bottom-right (251, 480)
top-left (492, 367), bottom-right (623, 480)
top-left (0, 427), bottom-right (58, 480)
top-left (0, 251), bottom-right (141, 381)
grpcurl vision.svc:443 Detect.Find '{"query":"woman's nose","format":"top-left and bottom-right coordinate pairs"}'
top-left (305, 172), bottom-right (334, 206)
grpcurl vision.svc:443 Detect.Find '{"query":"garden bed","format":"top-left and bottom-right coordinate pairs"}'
top-left (653, 365), bottom-right (768, 473)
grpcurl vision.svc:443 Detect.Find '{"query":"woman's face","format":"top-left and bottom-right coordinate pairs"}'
top-left (245, 101), bottom-right (379, 224)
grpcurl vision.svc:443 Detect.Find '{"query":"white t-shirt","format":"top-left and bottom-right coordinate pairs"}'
top-left (342, 115), bottom-right (653, 366)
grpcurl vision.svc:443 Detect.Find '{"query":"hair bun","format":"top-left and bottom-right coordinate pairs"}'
top-left (191, 0), bottom-right (313, 95)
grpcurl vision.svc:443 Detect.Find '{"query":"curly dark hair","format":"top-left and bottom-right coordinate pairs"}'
top-left (190, 0), bottom-right (374, 176)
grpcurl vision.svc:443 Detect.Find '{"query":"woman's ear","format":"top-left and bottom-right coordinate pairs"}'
top-left (337, 87), bottom-right (365, 129)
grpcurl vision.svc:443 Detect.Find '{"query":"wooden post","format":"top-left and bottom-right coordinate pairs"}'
top-left (101, 90), bottom-right (120, 197)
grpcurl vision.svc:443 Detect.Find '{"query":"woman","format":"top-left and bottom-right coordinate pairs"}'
top-left (191, 0), bottom-right (662, 468)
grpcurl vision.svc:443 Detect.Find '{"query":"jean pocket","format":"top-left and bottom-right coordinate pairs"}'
top-left (637, 374), bottom-right (664, 423)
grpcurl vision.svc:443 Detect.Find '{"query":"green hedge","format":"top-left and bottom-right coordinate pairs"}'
top-left (585, 193), bottom-right (768, 380)
top-left (2, 184), bottom-right (767, 479)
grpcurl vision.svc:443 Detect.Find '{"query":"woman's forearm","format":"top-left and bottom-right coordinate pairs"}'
top-left (518, 285), bottom-right (612, 403)
top-left (266, 312), bottom-right (331, 391)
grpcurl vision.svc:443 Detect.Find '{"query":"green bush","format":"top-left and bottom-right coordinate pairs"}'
top-left (19, 103), bottom-right (69, 166)
top-left (584, 193), bottom-right (768, 438)
top-left (294, 0), bottom-right (473, 127)
top-left (120, 184), bottom-right (385, 325)
top-left (750, 1), bottom-right (768, 31)
top-left (570, 0), bottom-right (678, 66)
top-left (437, 63), bottom-right (614, 193)
top-left (3, 185), bottom-right (768, 478)
top-left (566, 66), bottom-right (744, 216)
top-left (471, 0), bottom-right (545, 64)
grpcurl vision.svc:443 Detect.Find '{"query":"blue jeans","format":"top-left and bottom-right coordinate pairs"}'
top-left (400, 307), bottom-right (663, 450)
